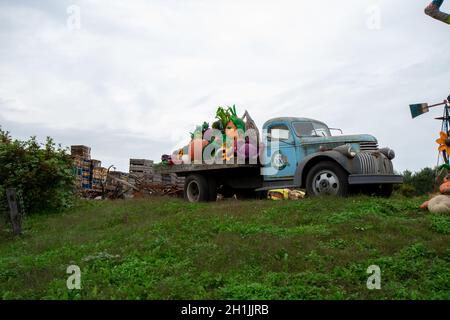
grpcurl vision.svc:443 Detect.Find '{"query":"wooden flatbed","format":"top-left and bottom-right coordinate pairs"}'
top-left (155, 163), bottom-right (261, 175)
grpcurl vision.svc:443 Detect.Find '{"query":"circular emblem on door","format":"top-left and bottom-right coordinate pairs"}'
top-left (271, 151), bottom-right (289, 170)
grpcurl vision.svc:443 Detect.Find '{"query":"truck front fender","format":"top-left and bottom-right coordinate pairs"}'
top-left (294, 151), bottom-right (354, 188)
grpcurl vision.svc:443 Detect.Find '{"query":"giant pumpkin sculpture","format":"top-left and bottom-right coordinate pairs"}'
top-left (213, 105), bottom-right (248, 161)
top-left (174, 105), bottom-right (250, 163)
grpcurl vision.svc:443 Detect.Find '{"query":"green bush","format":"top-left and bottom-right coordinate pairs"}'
top-left (399, 168), bottom-right (437, 196)
top-left (396, 184), bottom-right (417, 197)
top-left (0, 127), bottom-right (75, 215)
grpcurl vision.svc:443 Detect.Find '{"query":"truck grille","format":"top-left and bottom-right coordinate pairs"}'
top-left (356, 152), bottom-right (393, 175)
top-left (359, 141), bottom-right (379, 152)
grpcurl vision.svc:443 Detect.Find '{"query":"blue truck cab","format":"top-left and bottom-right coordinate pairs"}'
top-left (261, 117), bottom-right (402, 196)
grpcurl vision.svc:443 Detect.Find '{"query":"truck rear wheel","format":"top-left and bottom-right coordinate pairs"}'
top-left (306, 161), bottom-right (349, 197)
top-left (184, 174), bottom-right (210, 202)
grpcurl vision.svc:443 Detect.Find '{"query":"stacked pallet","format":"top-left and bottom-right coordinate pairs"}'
top-left (153, 173), bottom-right (162, 184)
top-left (81, 159), bottom-right (92, 189)
top-left (72, 156), bottom-right (84, 187)
top-left (106, 171), bottom-right (129, 188)
top-left (71, 146), bottom-right (92, 190)
top-left (132, 160), bottom-right (184, 188)
top-left (92, 167), bottom-right (108, 191)
top-left (170, 173), bottom-right (185, 189)
top-left (161, 174), bottom-right (171, 185)
top-left (129, 159), bottom-right (154, 183)
top-left (71, 145), bottom-right (108, 191)
top-left (91, 159), bottom-right (101, 168)
top-left (71, 145), bottom-right (91, 159)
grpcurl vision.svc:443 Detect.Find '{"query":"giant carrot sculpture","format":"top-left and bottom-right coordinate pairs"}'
top-left (425, 0), bottom-right (450, 24)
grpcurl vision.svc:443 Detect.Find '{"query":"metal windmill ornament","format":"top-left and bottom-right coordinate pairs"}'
top-left (410, 94), bottom-right (450, 165)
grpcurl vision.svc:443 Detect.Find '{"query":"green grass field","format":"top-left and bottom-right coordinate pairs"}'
top-left (0, 196), bottom-right (449, 300)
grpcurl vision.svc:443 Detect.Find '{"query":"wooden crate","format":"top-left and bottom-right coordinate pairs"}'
top-left (129, 165), bottom-right (154, 174)
top-left (92, 176), bottom-right (104, 191)
top-left (93, 167), bottom-right (107, 180)
top-left (71, 145), bottom-right (91, 159)
top-left (162, 174), bottom-right (172, 185)
top-left (153, 173), bottom-right (162, 183)
top-left (130, 159), bottom-right (154, 166)
top-left (91, 159), bottom-right (101, 168)
top-left (169, 173), bottom-right (185, 188)
top-left (129, 159), bottom-right (154, 184)
top-left (72, 156), bottom-right (84, 168)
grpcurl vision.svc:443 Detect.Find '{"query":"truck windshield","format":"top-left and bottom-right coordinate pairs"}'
top-left (293, 122), bottom-right (331, 137)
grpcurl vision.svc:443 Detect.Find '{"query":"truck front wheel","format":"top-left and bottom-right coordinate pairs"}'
top-left (184, 174), bottom-right (210, 202)
top-left (306, 161), bottom-right (349, 197)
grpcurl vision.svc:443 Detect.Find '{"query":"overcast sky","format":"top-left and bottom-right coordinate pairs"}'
top-left (0, 0), bottom-right (449, 172)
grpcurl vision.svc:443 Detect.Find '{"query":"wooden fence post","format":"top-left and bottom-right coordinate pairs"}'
top-left (6, 188), bottom-right (22, 236)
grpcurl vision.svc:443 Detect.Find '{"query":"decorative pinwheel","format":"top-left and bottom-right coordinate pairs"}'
top-left (411, 94), bottom-right (450, 165)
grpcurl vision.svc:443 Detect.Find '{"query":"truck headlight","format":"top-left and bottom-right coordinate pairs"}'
top-left (334, 144), bottom-right (356, 158)
top-left (379, 148), bottom-right (395, 160)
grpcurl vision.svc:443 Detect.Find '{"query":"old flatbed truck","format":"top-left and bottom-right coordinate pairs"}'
top-left (156, 116), bottom-right (403, 202)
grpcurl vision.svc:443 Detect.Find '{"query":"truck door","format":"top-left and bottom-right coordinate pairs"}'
top-left (264, 123), bottom-right (297, 180)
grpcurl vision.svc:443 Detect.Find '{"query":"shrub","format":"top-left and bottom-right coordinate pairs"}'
top-left (396, 184), bottom-right (417, 197)
top-left (0, 127), bottom-right (75, 215)
top-left (399, 168), bottom-right (437, 196)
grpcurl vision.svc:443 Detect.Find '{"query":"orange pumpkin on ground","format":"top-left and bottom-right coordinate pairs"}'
top-left (420, 201), bottom-right (430, 210)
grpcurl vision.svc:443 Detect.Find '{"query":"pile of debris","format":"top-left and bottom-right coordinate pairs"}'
top-left (137, 183), bottom-right (183, 197)
top-left (71, 145), bottom-right (135, 199)
top-left (129, 159), bottom-right (154, 183)
top-left (103, 171), bottom-right (136, 199)
top-left (129, 159), bottom-right (184, 197)
top-left (71, 146), bottom-right (188, 199)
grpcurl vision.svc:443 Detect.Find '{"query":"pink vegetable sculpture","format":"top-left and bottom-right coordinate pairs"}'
top-left (238, 143), bottom-right (258, 160)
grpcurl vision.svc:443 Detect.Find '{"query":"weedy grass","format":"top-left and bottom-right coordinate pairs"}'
top-left (0, 195), bottom-right (449, 300)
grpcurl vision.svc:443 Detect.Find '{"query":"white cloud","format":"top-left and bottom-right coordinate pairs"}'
top-left (0, 0), bottom-right (449, 171)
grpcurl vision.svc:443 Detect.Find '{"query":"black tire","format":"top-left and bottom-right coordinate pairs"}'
top-left (306, 161), bottom-right (349, 197)
top-left (184, 174), bottom-right (210, 202)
